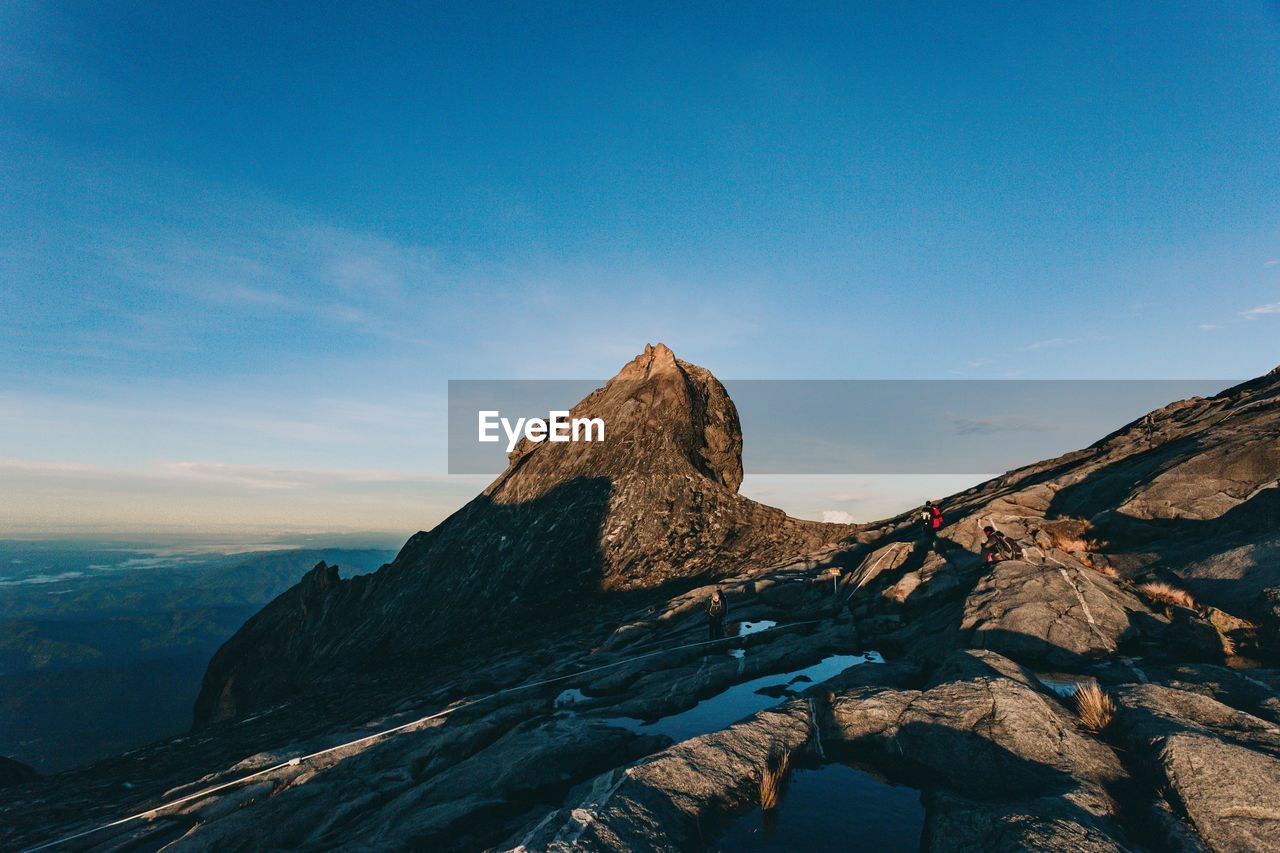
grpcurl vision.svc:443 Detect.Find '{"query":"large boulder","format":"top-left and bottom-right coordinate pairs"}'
top-left (1126, 663), bottom-right (1280, 726)
top-left (960, 558), bottom-right (1145, 668)
top-left (1111, 683), bottom-right (1280, 851)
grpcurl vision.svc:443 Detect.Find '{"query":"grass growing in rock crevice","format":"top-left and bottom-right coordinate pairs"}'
top-left (1073, 682), bottom-right (1117, 734)
top-left (1092, 561), bottom-right (1120, 578)
top-left (1136, 581), bottom-right (1197, 611)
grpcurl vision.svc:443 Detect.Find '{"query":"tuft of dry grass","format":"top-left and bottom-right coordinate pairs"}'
top-left (1220, 632), bottom-right (1237, 658)
top-left (1137, 581), bottom-right (1197, 611)
top-left (1041, 518), bottom-right (1095, 554)
top-left (1073, 683), bottom-right (1117, 734)
top-left (760, 744), bottom-right (794, 811)
top-left (1092, 561), bottom-right (1119, 578)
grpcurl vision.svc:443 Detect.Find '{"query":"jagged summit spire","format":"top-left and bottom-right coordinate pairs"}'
top-left (498, 342), bottom-right (744, 494)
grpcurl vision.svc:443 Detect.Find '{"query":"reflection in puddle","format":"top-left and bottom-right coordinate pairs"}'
top-left (713, 763), bottom-right (924, 852)
top-left (1035, 673), bottom-right (1091, 698)
top-left (736, 620), bottom-right (777, 637)
top-left (603, 652), bottom-right (882, 744)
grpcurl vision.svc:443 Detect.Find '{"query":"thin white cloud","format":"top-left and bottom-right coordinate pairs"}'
top-left (821, 510), bottom-right (856, 524)
top-left (1241, 302), bottom-right (1280, 320)
top-left (1199, 324), bottom-right (1224, 332)
top-left (1018, 337), bottom-right (1081, 352)
top-left (949, 414), bottom-right (1056, 436)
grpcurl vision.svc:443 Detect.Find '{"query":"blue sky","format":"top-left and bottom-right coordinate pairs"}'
top-left (2, 2), bottom-right (1278, 535)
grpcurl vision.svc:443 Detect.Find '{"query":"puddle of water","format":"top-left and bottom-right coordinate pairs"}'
top-left (602, 652), bottom-right (882, 743)
top-left (736, 620), bottom-right (777, 637)
top-left (1035, 673), bottom-right (1091, 698)
top-left (713, 763), bottom-right (924, 852)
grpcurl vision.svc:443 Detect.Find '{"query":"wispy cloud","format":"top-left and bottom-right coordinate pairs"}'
top-left (1241, 302), bottom-right (1280, 320)
top-left (1199, 323), bottom-right (1224, 332)
top-left (821, 510), bottom-right (856, 524)
top-left (1018, 337), bottom-right (1081, 352)
top-left (949, 414), bottom-right (1057, 435)
top-left (15, 160), bottom-right (779, 384)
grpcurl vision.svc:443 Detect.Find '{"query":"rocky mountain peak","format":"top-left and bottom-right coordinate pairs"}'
top-left (499, 342), bottom-right (744, 494)
top-left (191, 346), bottom-right (842, 725)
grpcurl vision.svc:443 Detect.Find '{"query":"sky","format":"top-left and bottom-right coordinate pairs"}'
top-left (2, 2), bottom-right (1278, 537)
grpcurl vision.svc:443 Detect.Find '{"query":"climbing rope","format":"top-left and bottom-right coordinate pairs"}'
top-left (27, 616), bottom-right (827, 851)
top-left (844, 542), bottom-right (910, 603)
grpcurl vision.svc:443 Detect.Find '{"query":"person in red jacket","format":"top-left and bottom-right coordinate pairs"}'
top-left (920, 500), bottom-right (944, 541)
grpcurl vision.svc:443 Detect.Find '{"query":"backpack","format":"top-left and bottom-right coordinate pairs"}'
top-left (994, 533), bottom-right (1021, 560)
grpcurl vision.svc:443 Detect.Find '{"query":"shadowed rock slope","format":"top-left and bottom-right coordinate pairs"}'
top-left (195, 344), bottom-right (845, 725)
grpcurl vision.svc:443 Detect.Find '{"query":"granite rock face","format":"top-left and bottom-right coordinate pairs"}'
top-left (960, 557), bottom-right (1146, 667)
top-left (1110, 682), bottom-right (1280, 851)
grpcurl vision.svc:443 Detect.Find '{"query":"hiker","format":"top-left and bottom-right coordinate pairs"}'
top-left (707, 588), bottom-right (728, 641)
top-left (982, 525), bottom-right (1023, 563)
top-left (921, 500), bottom-right (944, 540)
top-left (1140, 413), bottom-right (1156, 443)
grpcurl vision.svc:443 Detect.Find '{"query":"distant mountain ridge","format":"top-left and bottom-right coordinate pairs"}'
top-left (0, 547), bottom-right (394, 772)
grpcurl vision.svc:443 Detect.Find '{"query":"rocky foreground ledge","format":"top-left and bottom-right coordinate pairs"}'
top-left (2, 352), bottom-right (1278, 851)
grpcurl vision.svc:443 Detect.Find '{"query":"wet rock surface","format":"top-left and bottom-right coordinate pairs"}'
top-left (3, 353), bottom-right (1280, 851)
